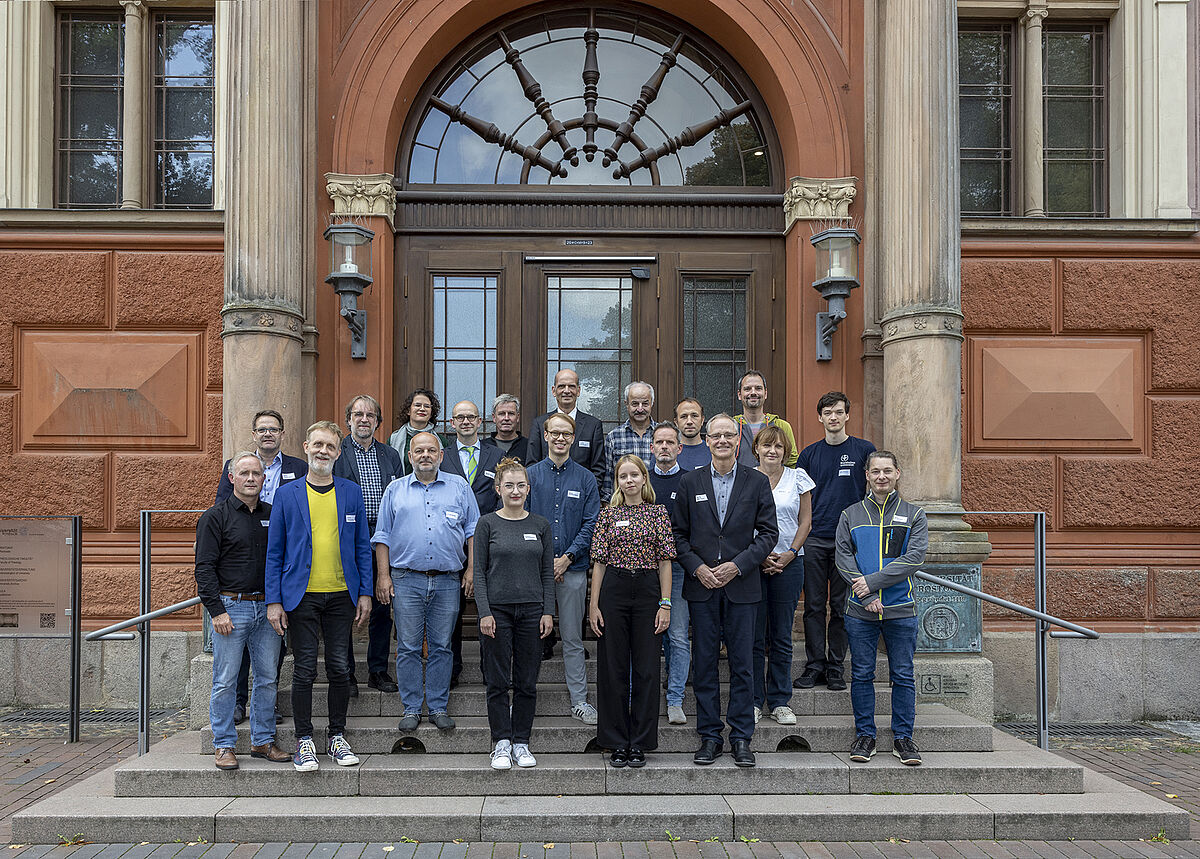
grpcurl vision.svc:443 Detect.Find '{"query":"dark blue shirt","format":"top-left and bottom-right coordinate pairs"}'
top-left (795, 435), bottom-right (876, 542)
top-left (676, 442), bottom-right (712, 471)
top-left (526, 457), bottom-right (600, 572)
top-left (649, 464), bottom-right (684, 517)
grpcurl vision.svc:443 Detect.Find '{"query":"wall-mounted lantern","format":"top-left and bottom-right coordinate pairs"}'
top-left (324, 221), bottom-right (374, 359)
top-left (810, 226), bottom-right (861, 362)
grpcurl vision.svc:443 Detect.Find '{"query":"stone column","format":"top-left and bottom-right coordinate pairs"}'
top-left (119, 0), bottom-right (146, 209)
top-left (876, 0), bottom-right (989, 564)
top-left (1020, 4), bottom-right (1047, 217)
top-left (221, 0), bottom-right (314, 458)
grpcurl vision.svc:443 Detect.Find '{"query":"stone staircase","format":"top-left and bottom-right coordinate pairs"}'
top-left (11, 650), bottom-right (1189, 843)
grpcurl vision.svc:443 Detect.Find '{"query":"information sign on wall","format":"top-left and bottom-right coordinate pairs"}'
top-left (915, 563), bottom-right (982, 653)
top-left (0, 520), bottom-right (71, 635)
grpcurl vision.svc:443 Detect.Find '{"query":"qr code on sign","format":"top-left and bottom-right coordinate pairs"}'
top-left (40, 613), bottom-right (55, 629)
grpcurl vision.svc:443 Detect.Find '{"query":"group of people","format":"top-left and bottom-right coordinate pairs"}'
top-left (194, 369), bottom-right (928, 775)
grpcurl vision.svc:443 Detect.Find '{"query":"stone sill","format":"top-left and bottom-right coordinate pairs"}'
top-left (961, 216), bottom-right (1200, 238)
top-left (0, 208), bottom-right (224, 230)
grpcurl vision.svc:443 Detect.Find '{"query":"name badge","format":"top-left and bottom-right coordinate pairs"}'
top-left (670, 492), bottom-right (677, 500)
top-left (578, 440), bottom-right (591, 448)
top-left (524, 533), bottom-right (538, 541)
top-left (282, 472), bottom-right (296, 480)
top-left (695, 494), bottom-right (709, 502)
top-left (483, 470), bottom-right (495, 478)
top-left (445, 510), bottom-right (459, 520)
top-left (346, 514), bottom-right (356, 523)
top-left (260, 520), bottom-right (270, 527)
top-left (838, 468), bottom-right (851, 477)
top-left (893, 515), bottom-right (908, 523)
top-left (567, 490), bottom-right (581, 499)
top-left (616, 520), bottom-right (631, 528)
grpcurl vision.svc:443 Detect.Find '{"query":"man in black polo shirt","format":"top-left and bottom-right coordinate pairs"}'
top-left (195, 452), bottom-right (291, 770)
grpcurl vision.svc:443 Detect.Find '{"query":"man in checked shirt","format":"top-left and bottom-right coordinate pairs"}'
top-left (334, 395), bottom-right (406, 695)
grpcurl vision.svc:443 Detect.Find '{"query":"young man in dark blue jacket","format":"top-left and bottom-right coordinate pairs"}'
top-left (836, 450), bottom-right (928, 767)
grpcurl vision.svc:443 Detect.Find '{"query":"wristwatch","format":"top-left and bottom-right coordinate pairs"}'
top-left (564, 552), bottom-right (575, 564)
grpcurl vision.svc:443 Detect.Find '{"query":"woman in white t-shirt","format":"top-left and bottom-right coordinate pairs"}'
top-left (752, 425), bottom-right (815, 726)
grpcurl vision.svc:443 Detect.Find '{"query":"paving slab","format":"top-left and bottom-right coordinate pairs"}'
top-left (479, 795), bottom-right (733, 841)
top-left (725, 794), bottom-right (995, 842)
top-left (213, 796), bottom-right (484, 843)
top-left (602, 753), bottom-right (848, 795)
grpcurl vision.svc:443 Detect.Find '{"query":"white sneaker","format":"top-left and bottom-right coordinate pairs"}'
top-left (490, 740), bottom-right (512, 770)
top-left (667, 705), bottom-right (687, 725)
top-left (571, 702), bottom-right (598, 725)
top-left (753, 706), bottom-right (762, 724)
top-left (512, 743), bottom-right (537, 767)
top-left (770, 705), bottom-right (797, 725)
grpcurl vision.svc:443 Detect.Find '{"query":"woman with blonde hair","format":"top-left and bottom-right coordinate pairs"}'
top-left (588, 454), bottom-right (675, 767)
top-left (473, 457), bottom-right (555, 770)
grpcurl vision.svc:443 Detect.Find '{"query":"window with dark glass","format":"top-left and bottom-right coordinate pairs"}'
top-left (406, 8), bottom-right (772, 187)
top-left (432, 276), bottom-right (498, 435)
top-left (682, 277), bottom-right (747, 418)
top-left (958, 24), bottom-right (1014, 216)
top-left (153, 14), bottom-right (215, 208)
top-left (1043, 24), bottom-right (1106, 217)
top-left (57, 13), bottom-right (124, 208)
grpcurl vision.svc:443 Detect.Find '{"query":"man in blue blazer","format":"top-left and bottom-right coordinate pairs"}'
top-left (266, 421), bottom-right (373, 772)
top-left (440, 399), bottom-right (505, 685)
top-left (672, 413), bottom-right (778, 768)
top-left (333, 394), bottom-right (406, 695)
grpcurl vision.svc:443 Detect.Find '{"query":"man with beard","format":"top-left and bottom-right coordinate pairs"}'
top-left (265, 421), bottom-right (374, 772)
top-left (733, 371), bottom-right (798, 467)
top-left (673, 398), bottom-right (711, 472)
top-left (600, 381), bottom-right (657, 498)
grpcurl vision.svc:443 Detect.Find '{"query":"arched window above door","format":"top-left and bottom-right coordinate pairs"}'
top-left (404, 6), bottom-right (774, 187)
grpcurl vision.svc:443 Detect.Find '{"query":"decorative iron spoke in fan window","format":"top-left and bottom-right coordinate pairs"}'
top-left (408, 8), bottom-right (772, 186)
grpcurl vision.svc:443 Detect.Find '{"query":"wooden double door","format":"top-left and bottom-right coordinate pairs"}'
top-left (395, 233), bottom-right (784, 435)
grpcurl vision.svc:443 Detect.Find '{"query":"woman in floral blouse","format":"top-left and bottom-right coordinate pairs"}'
top-left (588, 454), bottom-right (675, 767)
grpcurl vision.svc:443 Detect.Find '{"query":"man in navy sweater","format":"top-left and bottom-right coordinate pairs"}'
top-left (648, 421), bottom-right (689, 725)
top-left (794, 392), bottom-right (875, 691)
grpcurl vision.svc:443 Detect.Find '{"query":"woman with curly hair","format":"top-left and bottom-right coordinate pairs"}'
top-left (388, 388), bottom-right (441, 473)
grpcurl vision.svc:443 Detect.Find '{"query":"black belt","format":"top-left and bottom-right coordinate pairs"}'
top-left (606, 566), bottom-right (655, 577)
top-left (395, 567), bottom-right (457, 576)
top-left (221, 591), bottom-right (265, 601)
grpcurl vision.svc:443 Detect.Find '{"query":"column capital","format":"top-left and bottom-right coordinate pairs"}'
top-left (325, 172), bottom-right (397, 230)
top-left (221, 303), bottom-right (305, 343)
top-left (783, 176), bottom-right (858, 232)
top-left (118, 0), bottom-right (146, 18)
top-left (1021, 6), bottom-right (1049, 26)
top-left (879, 309), bottom-right (964, 348)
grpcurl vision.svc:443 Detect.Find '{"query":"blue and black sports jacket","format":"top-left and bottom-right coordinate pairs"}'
top-left (835, 491), bottom-right (928, 620)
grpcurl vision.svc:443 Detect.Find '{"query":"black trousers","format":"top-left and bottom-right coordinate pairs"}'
top-left (289, 590), bottom-right (356, 739)
top-left (595, 566), bottom-right (661, 752)
top-left (480, 602), bottom-right (543, 744)
top-left (349, 546), bottom-right (393, 680)
top-left (801, 542), bottom-right (848, 678)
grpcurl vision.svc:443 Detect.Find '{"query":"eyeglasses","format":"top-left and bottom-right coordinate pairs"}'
top-left (254, 427), bottom-right (282, 435)
top-left (708, 432), bottom-right (738, 440)
top-left (500, 482), bottom-right (529, 491)
top-left (452, 414), bottom-right (480, 422)
top-left (546, 430), bottom-right (574, 439)
top-left (349, 411), bottom-right (377, 420)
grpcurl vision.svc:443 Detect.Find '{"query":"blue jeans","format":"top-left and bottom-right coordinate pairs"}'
top-left (393, 569), bottom-right (460, 715)
top-left (210, 596), bottom-right (282, 749)
top-left (845, 614), bottom-right (918, 740)
top-left (664, 561), bottom-right (691, 708)
top-left (752, 555), bottom-right (804, 710)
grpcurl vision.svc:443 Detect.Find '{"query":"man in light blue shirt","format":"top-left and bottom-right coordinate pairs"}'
top-left (373, 431), bottom-right (479, 732)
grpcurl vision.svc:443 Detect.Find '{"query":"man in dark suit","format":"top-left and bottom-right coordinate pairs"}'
top-left (440, 399), bottom-right (505, 685)
top-left (526, 368), bottom-right (606, 486)
top-left (214, 408), bottom-right (307, 724)
top-left (481, 393), bottom-right (529, 464)
top-left (333, 395), bottom-right (406, 695)
top-left (215, 409), bottom-right (308, 505)
top-left (672, 413), bottom-right (778, 768)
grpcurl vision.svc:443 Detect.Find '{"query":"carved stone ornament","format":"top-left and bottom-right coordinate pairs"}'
top-left (325, 172), bottom-right (397, 229)
top-left (879, 310), bottom-right (964, 347)
top-left (784, 176), bottom-right (858, 230)
top-left (221, 306), bottom-right (304, 342)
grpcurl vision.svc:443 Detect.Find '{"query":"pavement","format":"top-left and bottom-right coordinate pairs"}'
top-left (3, 723), bottom-right (1199, 857)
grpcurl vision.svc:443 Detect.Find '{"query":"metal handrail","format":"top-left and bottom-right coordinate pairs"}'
top-left (85, 597), bottom-right (202, 640)
top-left (913, 571), bottom-right (1098, 639)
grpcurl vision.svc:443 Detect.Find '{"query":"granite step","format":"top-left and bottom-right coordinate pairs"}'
top-left (199, 704), bottom-right (993, 754)
top-left (116, 743), bottom-right (1081, 798)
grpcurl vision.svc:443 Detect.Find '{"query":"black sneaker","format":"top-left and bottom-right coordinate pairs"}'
top-left (792, 669), bottom-right (824, 689)
top-left (892, 736), bottom-right (922, 766)
top-left (849, 735), bottom-right (876, 762)
top-left (826, 674), bottom-right (847, 691)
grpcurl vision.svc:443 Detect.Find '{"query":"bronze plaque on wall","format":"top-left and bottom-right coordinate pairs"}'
top-left (0, 520), bottom-right (71, 635)
top-left (915, 563), bottom-right (983, 653)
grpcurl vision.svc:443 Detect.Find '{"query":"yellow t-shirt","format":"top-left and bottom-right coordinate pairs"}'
top-left (306, 482), bottom-right (347, 593)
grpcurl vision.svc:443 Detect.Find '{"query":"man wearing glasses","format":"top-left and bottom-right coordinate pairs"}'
top-left (213, 409), bottom-right (308, 725)
top-left (526, 413), bottom-right (602, 725)
top-left (439, 400), bottom-right (505, 687)
top-left (333, 395), bottom-right (406, 696)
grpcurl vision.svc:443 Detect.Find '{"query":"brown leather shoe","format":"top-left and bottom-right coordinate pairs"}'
top-left (250, 742), bottom-right (291, 763)
top-left (214, 748), bottom-right (239, 770)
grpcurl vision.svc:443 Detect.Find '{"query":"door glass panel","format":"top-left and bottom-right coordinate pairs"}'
top-left (682, 277), bottom-right (747, 417)
top-left (546, 275), bottom-right (632, 431)
top-left (432, 275), bottom-right (498, 435)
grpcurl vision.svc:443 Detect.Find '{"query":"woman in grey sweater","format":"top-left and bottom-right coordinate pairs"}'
top-left (474, 457), bottom-right (556, 770)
